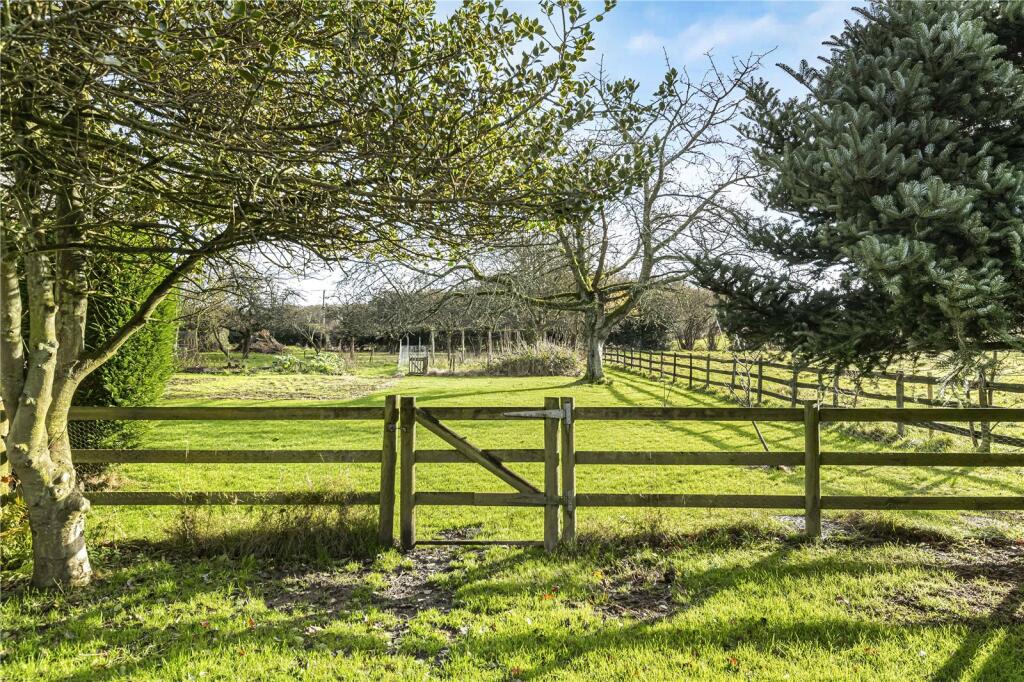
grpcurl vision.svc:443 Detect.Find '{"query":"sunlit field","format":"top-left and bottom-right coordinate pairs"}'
top-left (4, 364), bottom-right (1021, 681)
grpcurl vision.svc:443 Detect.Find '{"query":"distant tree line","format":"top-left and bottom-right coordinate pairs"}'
top-left (177, 268), bottom-right (724, 362)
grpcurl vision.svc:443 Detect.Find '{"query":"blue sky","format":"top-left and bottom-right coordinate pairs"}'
top-left (298, 1), bottom-right (866, 301)
top-left (581, 0), bottom-right (863, 97)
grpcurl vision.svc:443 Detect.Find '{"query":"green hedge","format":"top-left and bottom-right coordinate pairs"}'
top-left (72, 257), bottom-right (178, 451)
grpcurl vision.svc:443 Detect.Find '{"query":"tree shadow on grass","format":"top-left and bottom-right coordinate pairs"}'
top-left (604, 372), bottom-right (815, 454)
top-left (447, 524), bottom-right (1022, 680)
top-left (4, 520), bottom-right (1020, 681)
top-left (830, 464), bottom-right (1024, 498)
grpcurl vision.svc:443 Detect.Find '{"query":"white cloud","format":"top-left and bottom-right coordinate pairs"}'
top-left (676, 13), bottom-right (784, 60)
top-left (627, 31), bottom-right (663, 53)
top-left (623, 3), bottom-right (861, 70)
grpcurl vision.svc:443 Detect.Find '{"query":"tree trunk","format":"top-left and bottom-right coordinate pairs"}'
top-left (583, 308), bottom-right (609, 383)
top-left (4, 256), bottom-right (93, 587)
top-left (585, 334), bottom-right (606, 382)
top-left (6, 387), bottom-right (93, 588)
top-left (24, 446), bottom-right (92, 587)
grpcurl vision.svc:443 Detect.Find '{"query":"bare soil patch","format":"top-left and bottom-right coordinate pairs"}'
top-left (377, 547), bottom-right (461, 618)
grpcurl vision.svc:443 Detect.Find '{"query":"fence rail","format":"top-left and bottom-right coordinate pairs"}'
top-left (605, 347), bottom-right (1024, 449)
top-left (4, 399), bottom-right (1023, 550)
top-left (40, 397), bottom-right (402, 546)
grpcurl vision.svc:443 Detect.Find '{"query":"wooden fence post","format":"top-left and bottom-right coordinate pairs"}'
top-left (377, 395), bottom-right (399, 547)
top-left (756, 360), bottom-right (764, 405)
top-left (895, 372), bottom-right (905, 437)
top-left (705, 355), bottom-right (711, 389)
top-left (559, 396), bottom-right (576, 544)
top-left (804, 401), bottom-right (821, 540)
top-left (978, 371), bottom-right (991, 453)
top-left (672, 353), bottom-right (678, 382)
top-left (790, 363), bottom-right (799, 407)
top-left (399, 396), bottom-right (417, 550)
top-left (688, 353), bottom-right (693, 388)
top-left (926, 374), bottom-right (934, 439)
top-left (731, 357), bottom-right (737, 391)
top-left (543, 397), bottom-right (560, 552)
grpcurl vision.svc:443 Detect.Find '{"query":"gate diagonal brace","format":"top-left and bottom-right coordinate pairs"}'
top-left (415, 409), bottom-right (541, 494)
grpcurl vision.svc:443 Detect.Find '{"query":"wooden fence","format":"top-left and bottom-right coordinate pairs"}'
top-left (65, 398), bottom-right (400, 546)
top-left (7, 399), bottom-right (1023, 550)
top-left (606, 347), bottom-right (1024, 448)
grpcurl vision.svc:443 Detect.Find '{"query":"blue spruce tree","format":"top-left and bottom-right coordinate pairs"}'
top-left (693, 0), bottom-right (1023, 372)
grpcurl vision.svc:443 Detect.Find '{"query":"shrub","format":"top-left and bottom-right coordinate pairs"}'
top-left (483, 343), bottom-right (583, 377)
top-left (268, 352), bottom-right (347, 375)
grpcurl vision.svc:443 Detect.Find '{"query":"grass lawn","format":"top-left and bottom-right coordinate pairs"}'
top-left (2, 366), bottom-right (1022, 680)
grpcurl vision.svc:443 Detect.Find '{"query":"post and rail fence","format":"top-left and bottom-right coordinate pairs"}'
top-left (605, 347), bottom-right (1024, 450)
top-left (3, 397), bottom-right (1024, 550)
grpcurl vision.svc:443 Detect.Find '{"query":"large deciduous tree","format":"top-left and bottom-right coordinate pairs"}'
top-left (452, 58), bottom-right (761, 381)
top-left (0, 0), bottom-right (604, 588)
top-left (693, 0), bottom-right (1024, 372)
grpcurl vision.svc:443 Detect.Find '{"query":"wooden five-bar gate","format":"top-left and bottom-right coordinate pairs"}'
top-left (12, 398), bottom-right (1023, 551)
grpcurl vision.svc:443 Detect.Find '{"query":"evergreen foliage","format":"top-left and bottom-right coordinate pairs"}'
top-left (693, 0), bottom-right (1024, 371)
top-left (73, 258), bottom-right (177, 450)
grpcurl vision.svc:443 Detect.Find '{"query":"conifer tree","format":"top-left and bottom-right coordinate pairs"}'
top-left (693, 0), bottom-right (1024, 370)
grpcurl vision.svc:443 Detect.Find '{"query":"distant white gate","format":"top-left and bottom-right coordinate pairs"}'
top-left (398, 341), bottom-right (429, 374)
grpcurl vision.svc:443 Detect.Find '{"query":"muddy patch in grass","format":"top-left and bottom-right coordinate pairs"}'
top-left (261, 547), bottom-right (464, 618)
top-left (918, 541), bottom-right (1023, 623)
top-left (259, 545), bottom-right (468, 665)
top-left (863, 540), bottom-right (1024, 625)
top-left (593, 566), bottom-right (678, 621)
top-left (574, 545), bottom-right (686, 622)
top-left (376, 547), bottom-right (462, 617)
top-left (262, 568), bottom-right (367, 615)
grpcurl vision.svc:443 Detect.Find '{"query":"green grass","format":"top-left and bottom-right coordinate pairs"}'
top-left (92, 368), bottom-right (1024, 544)
top-left (193, 349), bottom-right (400, 374)
top-left (2, 367), bottom-right (1022, 680)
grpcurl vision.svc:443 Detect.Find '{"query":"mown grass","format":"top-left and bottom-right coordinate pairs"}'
top-left (89, 366), bottom-right (1024, 545)
top-left (2, 522), bottom-right (1021, 680)
top-left (2, 365), bottom-right (1022, 680)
